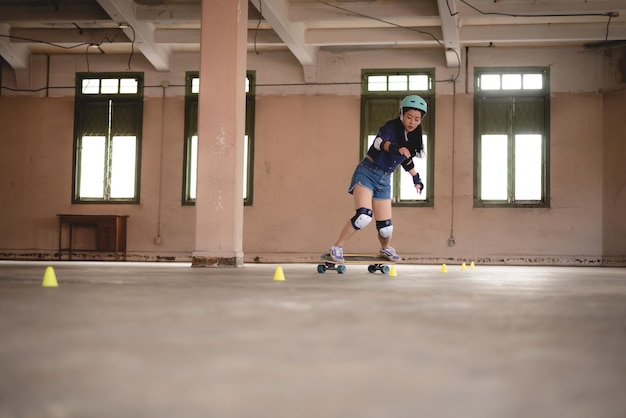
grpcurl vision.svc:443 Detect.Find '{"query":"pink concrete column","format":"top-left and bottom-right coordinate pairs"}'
top-left (193, 0), bottom-right (248, 267)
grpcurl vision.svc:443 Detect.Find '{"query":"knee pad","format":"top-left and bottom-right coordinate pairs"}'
top-left (376, 219), bottom-right (393, 239)
top-left (351, 207), bottom-right (373, 230)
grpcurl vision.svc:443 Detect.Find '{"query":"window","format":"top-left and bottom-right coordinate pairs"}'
top-left (73, 73), bottom-right (143, 203)
top-left (361, 70), bottom-right (435, 206)
top-left (183, 72), bottom-right (255, 205)
top-left (474, 67), bottom-right (550, 207)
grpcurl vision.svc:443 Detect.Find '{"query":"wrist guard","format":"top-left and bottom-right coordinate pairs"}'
top-left (413, 173), bottom-right (423, 189)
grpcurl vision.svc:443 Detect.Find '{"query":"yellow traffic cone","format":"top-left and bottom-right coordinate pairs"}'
top-left (470, 261), bottom-right (475, 268)
top-left (42, 266), bottom-right (58, 287)
top-left (273, 266), bottom-right (285, 281)
top-left (440, 264), bottom-right (448, 273)
top-left (461, 262), bottom-right (467, 270)
top-left (388, 265), bottom-right (398, 277)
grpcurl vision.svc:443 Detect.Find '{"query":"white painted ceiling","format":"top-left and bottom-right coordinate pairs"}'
top-left (0, 0), bottom-right (625, 72)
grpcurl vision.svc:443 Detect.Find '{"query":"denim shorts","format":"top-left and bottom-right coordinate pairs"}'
top-left (348, 158), bottom-right (392, 200)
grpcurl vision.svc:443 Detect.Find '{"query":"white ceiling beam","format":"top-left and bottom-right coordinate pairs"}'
top-left (96, 0), bottom-right (171, 71)
top-left (0, 24), bottom-right (30, 70)
top-left (306, 27), bottom-right (443, 47)
top-left (456, 0), bottom-right (625, 16)
top-left (437, 0), bottom-right (461, 68)
top-left (249, 0), bottom-right (318, 69)
top-left (461, 15), bottom-right (621, 27)
top-left (288, 0), bottom-right (439, 23)
top-left (154, 28), bottom-right (284, 48)
top-left (461, 22), bottom-right (626, 45)
top-left (155, 26), bottom-right (443, 48)
top-left (12, 22), bottom-right (624, 49)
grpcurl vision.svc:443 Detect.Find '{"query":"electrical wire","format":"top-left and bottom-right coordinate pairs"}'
top-left (446, 0), bottom-right (459, 17)
top-left (605, 16), bottom-right (613, 45)
top-left (84, 44), bottom-right (91, 72)
top-left (3, 2), bottom-right (616, 88)
top-left (315, 0), bottom-right (445, 46)
top-left (312, 0), bottom-right (618, 81)
top-left (313, 0), bottom-right (460, 82)
top-left (0, 33), bottom-right (91, 50)
top-left (254, 0), bottom-right (263, 55)
top-left (457, 0), bottom-right (617, 54)
top-left (0, 83), bottom-right (185, 93)
top-left (0, 24), bottom-right (137, 72)
top-left (127, 25), bottom-right (135, 71)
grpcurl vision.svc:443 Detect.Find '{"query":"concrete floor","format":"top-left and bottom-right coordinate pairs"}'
top-left (0, 261), bottom-right (625, 418)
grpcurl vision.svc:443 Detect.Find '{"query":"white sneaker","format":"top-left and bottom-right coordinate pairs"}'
top-left (330, 246), bottom-right (344, 262)
top-left (380, 247), bottom-right (401, 261)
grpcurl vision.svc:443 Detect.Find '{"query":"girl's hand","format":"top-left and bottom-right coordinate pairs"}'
top-left (412, 173), bottom-right (423, 194)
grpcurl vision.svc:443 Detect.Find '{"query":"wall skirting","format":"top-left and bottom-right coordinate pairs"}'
top-left (0, 251), bottom-right (624, 267)
top-left (247, 253), bottom-right (626, 267)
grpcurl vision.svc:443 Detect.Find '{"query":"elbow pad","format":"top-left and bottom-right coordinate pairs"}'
top-left (402, 158), bottom-right (415, 171)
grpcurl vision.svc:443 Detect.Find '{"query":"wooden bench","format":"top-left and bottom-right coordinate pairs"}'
top-left (57, 214), bottom-right (129, 261)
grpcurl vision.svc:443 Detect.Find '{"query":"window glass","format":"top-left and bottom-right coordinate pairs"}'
top-left (110, 136), bottom-right (137, 198)
top-left (189, 135), bottom-right (198, 200)
top-left (502, 74), bottom-right (522, 90)
top-left (82, 79), bottom-right (100, 94)
top-left (101, 79), bottom-right (119, 94)
top-left (367, 75), bottom-right (387, 91)
top-left (388, 75), bottom-right (407, 91)
top-left (514, 134), bottom-right (542, 200)
top-left (480, 74), bottom-right (500, 90)
top-left (399, 136), bottom-right (427, 200)
top-left (191, 78), bottom-right (200, 94)
top-left (480, 135), bottom-right (508, 200)
top-left (409, 75), bottom-right (429, 91)
top-left (120, 78), bottom-right (138, 94)
top-left (78, 136), bottom-right (106, 198)
top-left (243, 135), bottom-right (249, 199)
top-left (523, 74), bottom-right (543, 90)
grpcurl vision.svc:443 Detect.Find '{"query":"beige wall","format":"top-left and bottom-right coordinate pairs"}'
top-left (0, 46), bottom-right (624, 265)
top-left (243, 93), bottom-right (607, 264)
top-left (603, 89), bottom-right (626, 262)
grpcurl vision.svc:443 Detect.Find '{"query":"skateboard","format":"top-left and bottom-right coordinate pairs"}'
top-left (318, 253), bottom-right (395, 274)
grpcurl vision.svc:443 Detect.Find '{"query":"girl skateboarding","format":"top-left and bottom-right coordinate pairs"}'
top-left (329, 95), bottom-right (427, 262)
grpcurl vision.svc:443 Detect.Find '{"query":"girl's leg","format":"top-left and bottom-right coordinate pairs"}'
top-left (333, 184), bottom-right (373, 247)
top-left (372, 198), bottom-right (393, 249)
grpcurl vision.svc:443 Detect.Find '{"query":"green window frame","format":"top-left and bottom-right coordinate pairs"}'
top-left (183, 71), bottom-right (255, 206)
top-left (72, 73), bottom-right (143, 203)
top-left (474, 67), bottom-right (550, 207)
top-left (361, 69), bottom-right (435, 207)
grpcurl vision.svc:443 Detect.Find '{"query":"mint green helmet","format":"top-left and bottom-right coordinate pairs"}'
top-left (400, 95), bottom-right (427, 115)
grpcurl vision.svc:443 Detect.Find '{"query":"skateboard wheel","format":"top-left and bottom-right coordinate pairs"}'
top-left (381, 265), bottom-right (390, 274)
top-left (367, 265), bottom-right (377, 273)
top-left (337, 265), bottom-right (347, 274)
top-left (317, 264), bottom-right (326, 273)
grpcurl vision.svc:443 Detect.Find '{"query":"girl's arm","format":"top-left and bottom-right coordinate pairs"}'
top-left (383, 140), bottom-right (410, 158)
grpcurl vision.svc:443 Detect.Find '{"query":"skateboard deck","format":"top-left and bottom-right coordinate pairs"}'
top-left (318, 253), bottom-right (395, 274)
